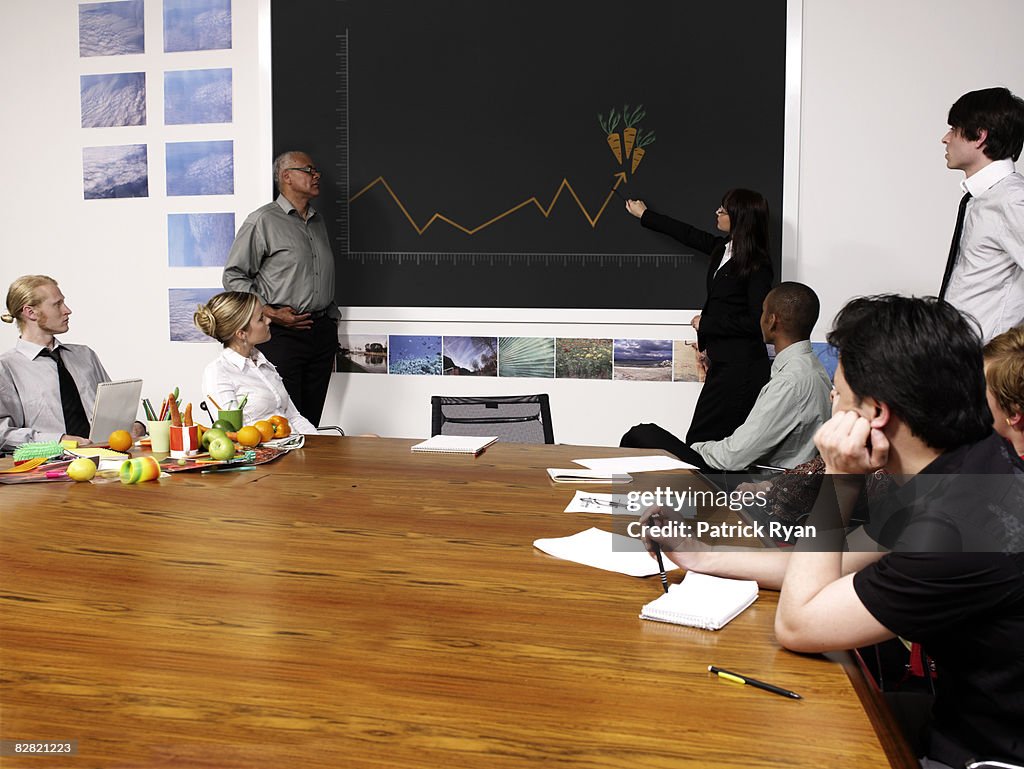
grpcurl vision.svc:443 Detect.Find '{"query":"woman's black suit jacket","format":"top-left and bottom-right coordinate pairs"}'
top-left (640, 208), bottom-right (773, 442)
top-left (641, 209), bottom-right (772, 362)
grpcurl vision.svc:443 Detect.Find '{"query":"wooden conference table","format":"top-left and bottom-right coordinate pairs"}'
top-left (0, 437), bottom-right (913, 768)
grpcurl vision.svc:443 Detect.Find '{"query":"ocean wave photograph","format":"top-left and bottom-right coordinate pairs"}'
top-left (168, 213), bottom-right (236, 267)
top-left (83, 144), bottom-right (148, 200)
top-left (338, 335), bottom-right (387, 374)
top-left (555, 338), bottom-right (612, 380)
top-left (79, 0), bottom-right (144, 57)
top-left (613, 339), bottom-right (672, 381)
top-left (81, 72), bottom-right (146, 128)
top-left (389, 336), bottom-right (442, 376)
top-left (498, 337), bottom-right (554, 378)
top-left (164, 0), bottom-right (231, 52)
top-left (166, 140), bottom-right (234, 196)
top-left (169, 287), bottom-right (220, 342)
top-left (443, 337), bottom-right (497, 376)
top-left (165, 68), bottom-right (232, 125)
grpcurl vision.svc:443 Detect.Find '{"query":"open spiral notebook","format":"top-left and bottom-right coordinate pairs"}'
top-left (639, 571), bottom-right (759, 630)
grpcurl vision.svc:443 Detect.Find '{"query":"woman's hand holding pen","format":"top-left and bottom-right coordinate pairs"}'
top-left (624, 199), bottom-right (647, 218)
top-left (637, 505), bottom-right (711, 571)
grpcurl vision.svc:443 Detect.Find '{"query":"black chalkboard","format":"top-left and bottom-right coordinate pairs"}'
top-left (272, 0), bottom-right (787, 309)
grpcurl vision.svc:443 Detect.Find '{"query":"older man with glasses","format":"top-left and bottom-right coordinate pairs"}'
top-left (223, 150), bottom-right (339, 427)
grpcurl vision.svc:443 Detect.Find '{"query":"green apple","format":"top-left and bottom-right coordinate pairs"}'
top-left (211, 419), bottom-right (235, 431)
top-left (202, 427), bottom-right (229, 450)
top-left (208, 436), bottom-right (236, 461)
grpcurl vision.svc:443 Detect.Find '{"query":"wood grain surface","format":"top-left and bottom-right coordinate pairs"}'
top-left (0, 437), bottom-right (912, 768)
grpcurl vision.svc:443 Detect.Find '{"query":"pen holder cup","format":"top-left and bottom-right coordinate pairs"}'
top-left (169, 425), bottom-right (200, 458)
top-left (147, 419), bottom-right (171, 454)
top-left (217, 409), bottom-right (244, 432)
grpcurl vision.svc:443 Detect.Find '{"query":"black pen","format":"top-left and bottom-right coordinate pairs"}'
top-left (652, 541), bottom-right (669, 593)
top-left (708, 665), bottom-right (801, 700)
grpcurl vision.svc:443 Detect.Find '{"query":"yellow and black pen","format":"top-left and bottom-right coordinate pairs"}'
top-left (708, 665), bottom-right (801, 700)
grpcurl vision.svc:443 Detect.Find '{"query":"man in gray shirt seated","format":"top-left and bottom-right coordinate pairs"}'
top-left (1, 275), bottom-right (109, 450)
top-left (621, 282), bottom-right (832, 471)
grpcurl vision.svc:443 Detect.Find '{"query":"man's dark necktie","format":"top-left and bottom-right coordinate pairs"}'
top-left (938, 191), bottom-right (972, 300)
top-left (38, 347), bottom-right (90, 437)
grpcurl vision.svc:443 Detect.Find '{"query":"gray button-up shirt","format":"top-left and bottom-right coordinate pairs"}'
top-left (223, 194), bottom-right (338, 316)
top-left (0, 338), bottom-right (109, 449)
top-left (691, 340), bottom-right (833, 470)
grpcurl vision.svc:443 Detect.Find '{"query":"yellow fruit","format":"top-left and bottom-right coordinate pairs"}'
top-left (269, 415), bottom-right (291, 438)
top-left (236, 425), bottom-right (261, 447)
top-left (253, 420), bottom-right (276, 442)
top-left (109, 429), bottom-right (133, 452)
top-left (67, 457), bottom-right (97, 482)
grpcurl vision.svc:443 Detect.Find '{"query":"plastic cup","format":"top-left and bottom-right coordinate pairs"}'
top-left (169, 425), bottom-right (200, 458)
top-left (148, 420), bottom-right (171, 454)
top-left (218, 409), bottom-right (244, 431)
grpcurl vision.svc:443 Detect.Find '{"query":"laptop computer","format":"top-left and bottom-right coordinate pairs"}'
top-left (88, 379), bottom-right (143, 442)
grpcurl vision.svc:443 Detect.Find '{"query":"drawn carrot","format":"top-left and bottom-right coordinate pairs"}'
top-left (183, 402), bottom-right (193, 427)
top-left (622, 104), bottom-right (646, 160)
top-left (598, 109), bottom-right (622, 164)
top-left (631, 130), bottom-right (656, 174)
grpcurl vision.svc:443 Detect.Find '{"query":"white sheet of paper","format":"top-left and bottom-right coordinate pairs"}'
top-left (563, 490), bottom-right (631, 514)
top-left (573, 455), bottom-right (697, 473)
top-left (533, 527), bottom-right (678, 577)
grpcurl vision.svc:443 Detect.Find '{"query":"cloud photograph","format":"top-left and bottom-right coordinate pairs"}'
top-left (81, 72), bottom-right (146, 128)
top-left (83, 144), bottom-right (148, 199)
top-left (165, 68), bottom-right (232, 125)
top-left (166, 140), bottom-right (234, 196)
top-left (164, 0), bottom-right (232, 52)
top-left (167, 213), bottom-right (236, 267)
top-left (169, 287), bottom-right (220, 342)
top-left (79, 0), bottom-right (144, 57)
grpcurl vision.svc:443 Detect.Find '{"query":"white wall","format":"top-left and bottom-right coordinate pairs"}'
top-left (794, 1), bottom-right (1024, 331)
top-left (2, 0), bottom-right (1022, 446)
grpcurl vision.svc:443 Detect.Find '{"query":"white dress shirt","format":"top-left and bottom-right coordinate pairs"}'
top-left (201, 347), bottom-right (318, 434)
top-left (0, 338), bottom-right (109, 449)
top-left (945, 158), bottom-right (1024, 342)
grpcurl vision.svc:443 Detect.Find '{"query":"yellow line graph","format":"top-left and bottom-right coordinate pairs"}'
top-left (348, 172), bottom-right (628, 235)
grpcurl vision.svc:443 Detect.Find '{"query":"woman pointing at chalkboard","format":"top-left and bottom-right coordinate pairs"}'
top-left (624, 190), bottom-right (773, 443)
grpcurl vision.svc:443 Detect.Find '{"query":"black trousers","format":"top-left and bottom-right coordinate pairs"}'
top-left (685, 355), bottom-right (770, 444)
top-left (619, 422), bottom-right (712, 471)
top-left (257, 315), bottom-right (337, 426)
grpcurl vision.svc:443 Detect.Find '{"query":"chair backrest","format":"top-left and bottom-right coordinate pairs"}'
top-left (431, 394), bottom-right (554, 444)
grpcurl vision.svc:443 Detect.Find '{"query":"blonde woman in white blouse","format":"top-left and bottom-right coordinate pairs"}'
top-left (194, 291), bottom-right (318, 434)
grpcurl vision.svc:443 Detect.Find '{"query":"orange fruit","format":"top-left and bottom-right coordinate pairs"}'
top-left (253, 420), bottom-right (276, 442)
top-left (108, 429), bottom-right (133, 452)
top-left (236, 425), bottom-right (262, 447)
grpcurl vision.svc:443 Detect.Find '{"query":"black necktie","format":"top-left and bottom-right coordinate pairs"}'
top-left (38, 347), bottom-right (90, 438)
top-left (939, 191), bottom-right (972, 300)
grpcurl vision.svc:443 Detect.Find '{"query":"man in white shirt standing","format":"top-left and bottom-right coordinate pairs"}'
top-left (939, 86), bottom-right (1024, 342)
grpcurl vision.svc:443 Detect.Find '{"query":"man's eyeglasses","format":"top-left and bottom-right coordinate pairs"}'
top-left (286, 165), bottom-right (321, 177)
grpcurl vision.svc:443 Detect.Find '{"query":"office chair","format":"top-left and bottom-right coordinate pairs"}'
top-left (430, 394), bottom-right (554, 444)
